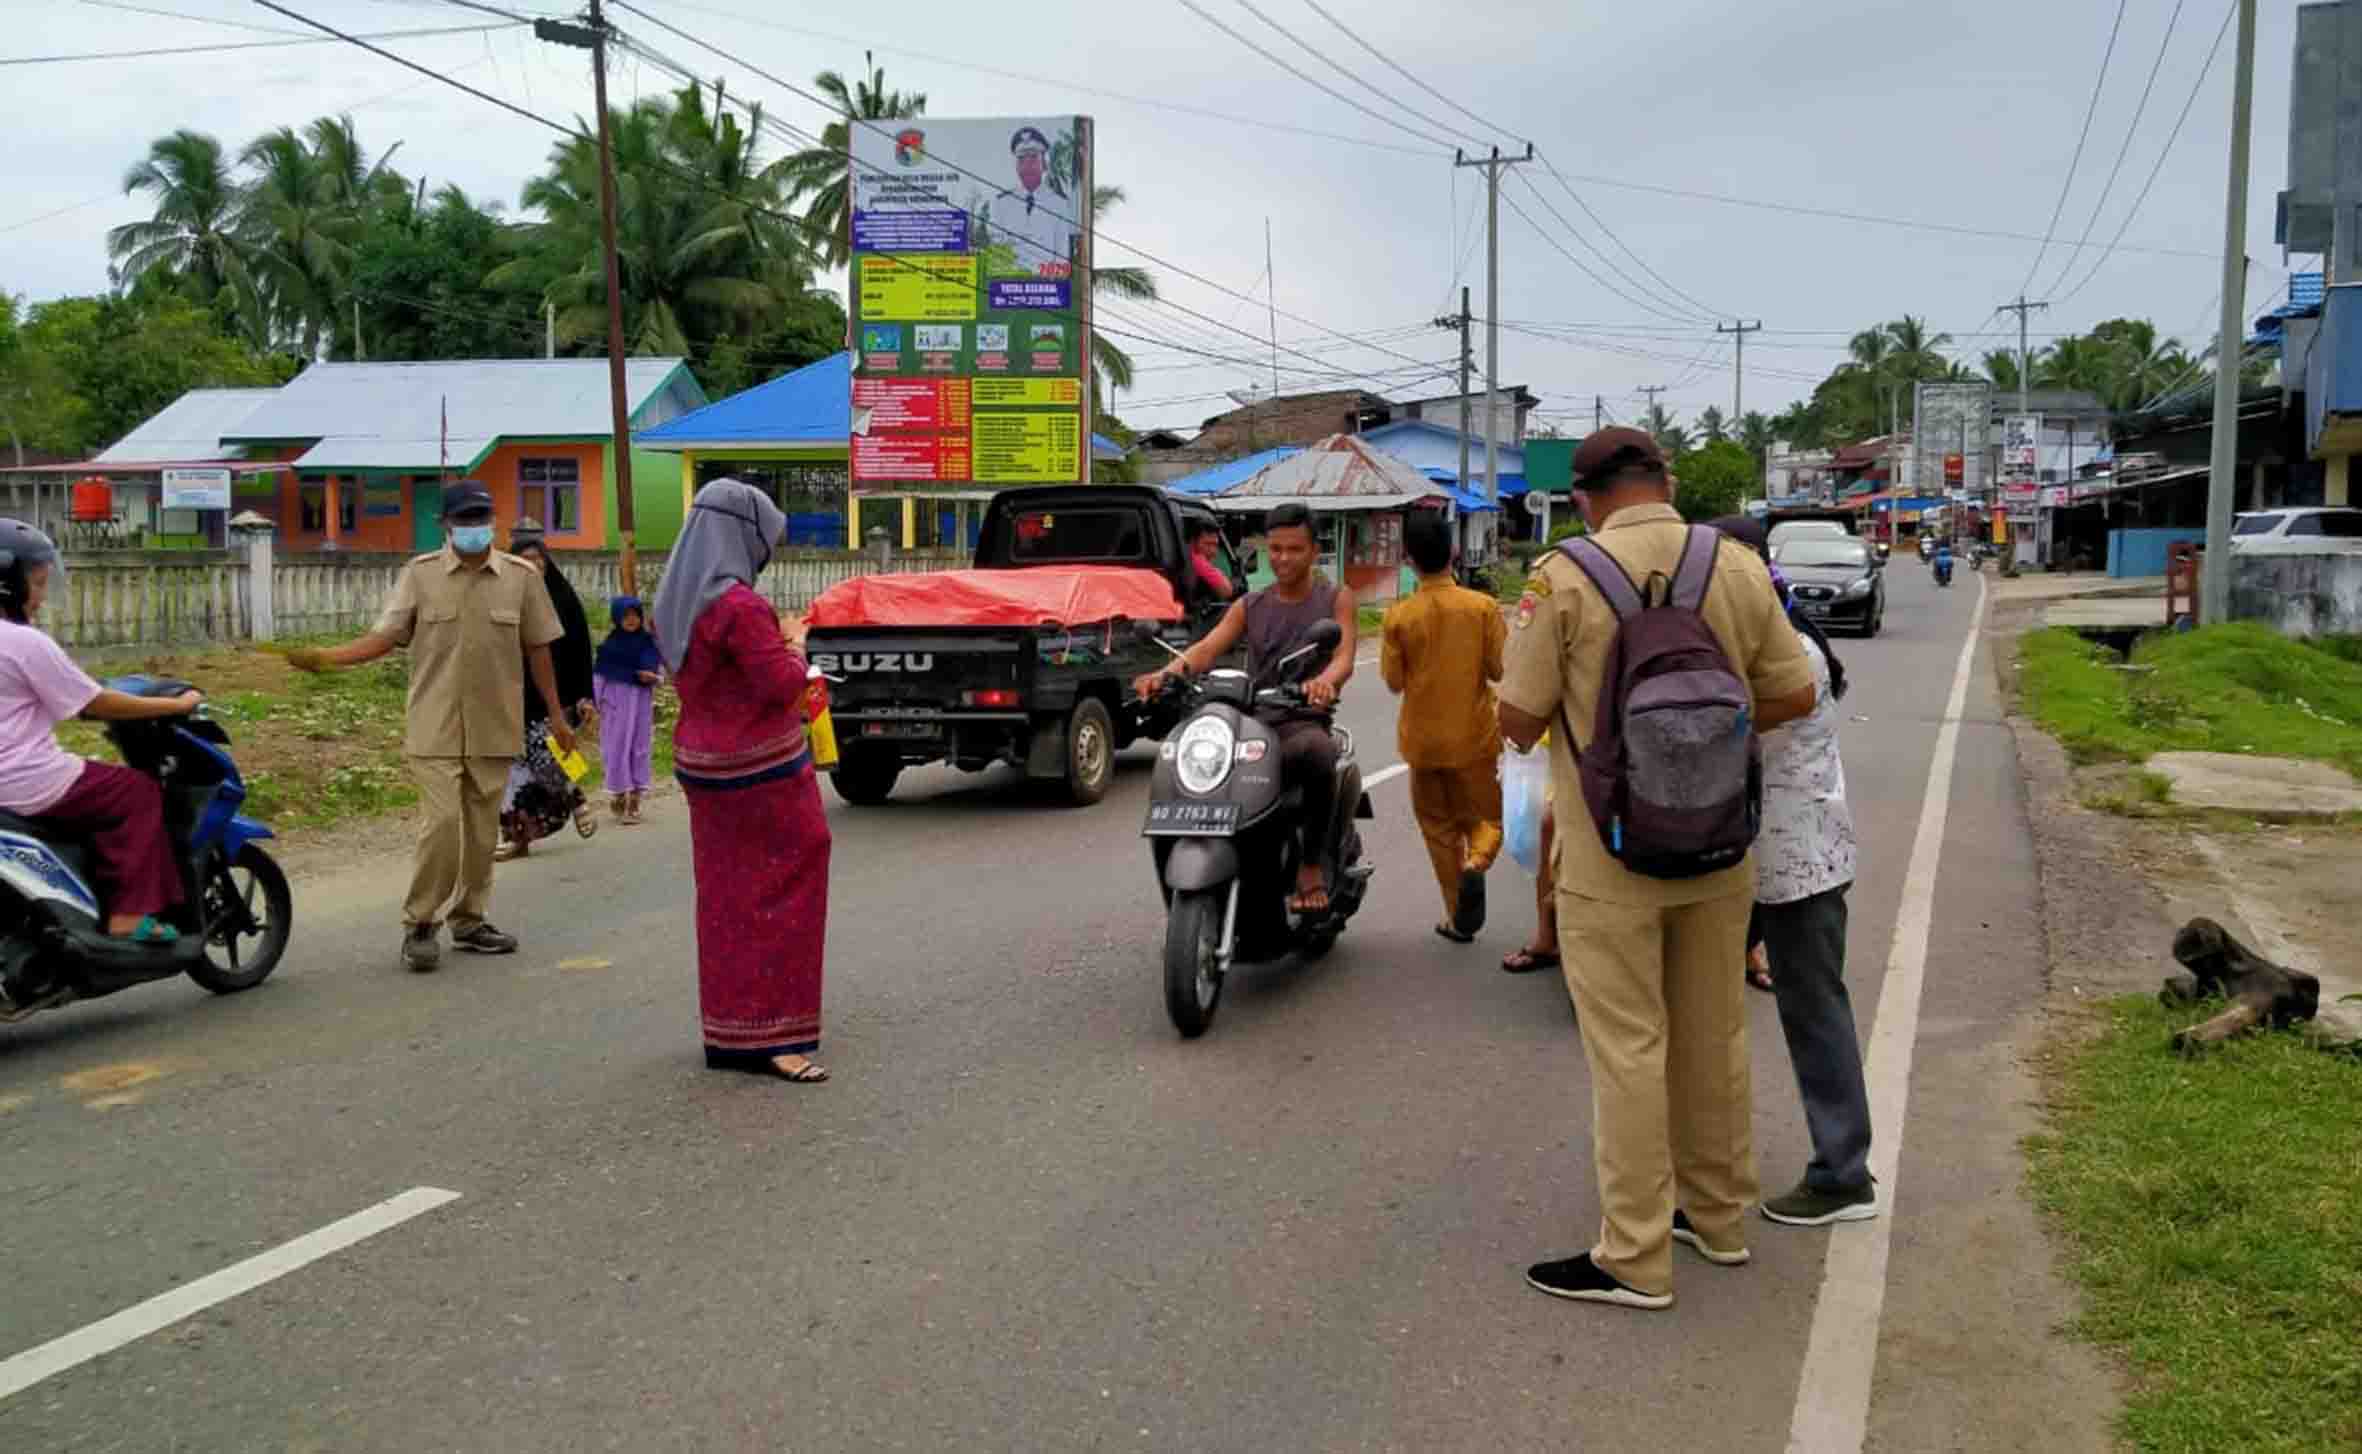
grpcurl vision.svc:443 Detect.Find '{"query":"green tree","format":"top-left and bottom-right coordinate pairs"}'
top-left (1982, 349), bottom-right (2023, 393)
top-left (6, 291), bottom-right (289, 456)
top-left (1737, 410), bottom-right (1774, 472)
top-left (1696, 404), bottom-right (1728, 444)
top-left (108, 129), bottom-right (256, 315)
top-left (782, 54), bottom-right (926, 269)
top-left (348, 181), bottom-right (530, 360)
top-left (241, 125), bottom-right (354, 357)
top-left (1670, 439), bottom-right (1754, 521)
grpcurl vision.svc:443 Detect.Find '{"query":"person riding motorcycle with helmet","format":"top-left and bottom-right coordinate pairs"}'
top-left (0, 519), bottom-right (203, 942)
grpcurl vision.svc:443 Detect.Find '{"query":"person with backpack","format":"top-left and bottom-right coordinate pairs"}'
top-left (1497, 427), bottom-right (1818, 1311)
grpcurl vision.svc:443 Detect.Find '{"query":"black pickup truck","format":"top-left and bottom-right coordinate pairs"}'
top-left (807, 485), bottom-right (1245, 807)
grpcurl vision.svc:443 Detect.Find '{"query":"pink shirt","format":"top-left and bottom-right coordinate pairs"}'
top-left (0, 621), bottom-right (100, 814)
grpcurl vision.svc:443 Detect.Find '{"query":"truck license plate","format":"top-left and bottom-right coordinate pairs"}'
top-left (1144, 800), bottom-right (1240, 836)
top-left (859, 722), bottom-right (941, 739)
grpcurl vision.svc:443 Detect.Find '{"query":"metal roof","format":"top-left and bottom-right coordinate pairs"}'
top-left (1164, 445), bottom-right (1304, 495)
top-left (223, 358), bottom-right (693, 472)
top-left (91, 387), bottom-right (276, 465)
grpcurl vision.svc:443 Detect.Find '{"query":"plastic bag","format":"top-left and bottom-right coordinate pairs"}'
top-left (1502, 744), bottom-right (1549, 875)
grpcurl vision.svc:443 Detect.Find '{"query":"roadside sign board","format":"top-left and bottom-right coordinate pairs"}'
top-left (160, 467), bottom-right (232, 510)
top-left (848, 116), bottom-right (1093, 491)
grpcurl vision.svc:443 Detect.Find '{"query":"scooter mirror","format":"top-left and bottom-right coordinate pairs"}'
top-left (1306, 620), bottom-right (1343, 650)
top-left (1132, 619), bottom-right (1164, 644)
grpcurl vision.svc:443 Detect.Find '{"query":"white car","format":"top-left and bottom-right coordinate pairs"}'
top-left (2227, 508), bottom-right (2362, 555)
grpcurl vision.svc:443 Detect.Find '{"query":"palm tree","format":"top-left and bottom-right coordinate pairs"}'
top-left (1695, 404), bottom-right (1729, 444)
top-left (241, 126), bottom-right (354, 357)
top-left (2036, 335), bottom-right (2110, 395)
top-left (1089, 183), bottom-right (1157, 411)
top-left (783, 54), bottom-right (926, 268)
top-left (1737, 409), bottom-right (1774, 467)
top-left (108, 129), bottom-right (255, 310)
top-left (1883, 314), bottom-right (1953, 381)
top-left (2089, 318), bottom-right (2192, 412)
top-left (306, 114), bottom-right (405, 217)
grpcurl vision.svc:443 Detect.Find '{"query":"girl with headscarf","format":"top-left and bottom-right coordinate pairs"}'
top-left (653, 478), bottom-right (833, 1084)
top-left (497, 519), bottom-right (599, 859)
top-left (593, 594), bottom-right (662, 824)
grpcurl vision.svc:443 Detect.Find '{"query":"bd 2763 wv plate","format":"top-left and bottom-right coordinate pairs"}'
top-left (1143, 800), bottom-right (1241, 836)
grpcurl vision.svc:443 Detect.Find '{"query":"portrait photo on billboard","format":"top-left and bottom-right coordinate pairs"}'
top-left (850, 116), bottom-right (1088, 285)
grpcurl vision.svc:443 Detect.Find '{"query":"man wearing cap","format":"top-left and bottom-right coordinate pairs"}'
top-left (980, 126), bottom-right (1075, 277)
top-left (290, 483), bottom-right (572, 972)
top-left (1497, 427), bottom-right (1818, 1311)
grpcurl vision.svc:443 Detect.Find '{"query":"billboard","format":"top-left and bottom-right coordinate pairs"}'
top-left (2001, 415), bottom-right (2040, 483)
top-left (1911, 381), bottom-right (1990, 500)
top-left (160, 467), bottom-right (232, 510)
top-left (848, 116), bottom-right (1092, 490)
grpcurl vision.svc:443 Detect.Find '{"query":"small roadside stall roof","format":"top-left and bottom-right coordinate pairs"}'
top-left (1191, 434), bottom-right (1457, 513)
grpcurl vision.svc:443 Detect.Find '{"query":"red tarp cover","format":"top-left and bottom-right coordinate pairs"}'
top-left (805, 566), bottom-right (1181, 629)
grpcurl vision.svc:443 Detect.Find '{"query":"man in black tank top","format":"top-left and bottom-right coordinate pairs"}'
top-left (1131, 503), bottom-right (1358, 911)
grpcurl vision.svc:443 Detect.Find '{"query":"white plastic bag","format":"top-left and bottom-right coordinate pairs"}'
top-left (1502, 744), bottom-right (1549, 875)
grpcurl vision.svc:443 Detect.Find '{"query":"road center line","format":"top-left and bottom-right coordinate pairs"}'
top-left (1785, 574), bottom-right (1988, 1454)
top-left (0, 1186), bottom-right (461, 1402)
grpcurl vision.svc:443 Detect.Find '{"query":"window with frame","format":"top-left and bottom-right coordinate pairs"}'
top-left (297, 478), bottom-right (357, 534)
top-left (518, 456), bottom-right (582, 533)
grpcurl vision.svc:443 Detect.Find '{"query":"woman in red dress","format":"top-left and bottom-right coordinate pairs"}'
top-left (649, 479), bottom-right (832, 1083)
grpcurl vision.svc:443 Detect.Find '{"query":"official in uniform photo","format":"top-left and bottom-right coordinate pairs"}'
top-left (981, 125), bottom-right (1075, 276)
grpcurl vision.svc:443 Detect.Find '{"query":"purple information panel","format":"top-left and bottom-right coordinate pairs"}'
top-left (852, 208), bottom-right (969, 254)
top-left (986, 278), bottom-right (1073, 311)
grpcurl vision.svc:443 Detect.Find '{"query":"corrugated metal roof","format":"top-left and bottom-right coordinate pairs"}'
top-left (1220, 435), bottom-right (1441, 499)
top-left (225, 358), bottom-right (689, 471)
top-left (91, 388), bottom-right (276, 465)
top-left (1165, 446), bottom-right (1304, 495)
top-left (638, 352), bottom-right (846, 449)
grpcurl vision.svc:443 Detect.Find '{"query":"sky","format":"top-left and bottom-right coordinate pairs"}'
top-left (0, 0), bottom-right (2311, 440)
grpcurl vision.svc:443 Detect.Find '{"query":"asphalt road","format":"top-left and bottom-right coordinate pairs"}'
top-left (0, 562), bottom-right (2098, 1452)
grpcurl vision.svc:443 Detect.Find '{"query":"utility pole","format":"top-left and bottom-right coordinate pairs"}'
top-left (1637, 383), bottom-right (1668, 436)
top-left (1715, 319), bottom-right (1761, 422)
top-left (1457, 144), bottom-right (1534, 561)
top-left (537, 1), bottom-right (639, 593)
top-left (1594, 394), bottom-right (1603, 433)
top-left (2202, 0), bottom-right (2258, 625)
top-left (1264, 218), bottom-right (1281, 401)
top-left (352, 299), bottom-right (365, 362)
top-left (1996, 294), bottom-right (2050, 568)
top-left (1995, 296), bottom-right (2049, 420)
top-left (545, 301), bottom-right (556, 360)
top-left (1433, 287), bottom-right (1474, 499)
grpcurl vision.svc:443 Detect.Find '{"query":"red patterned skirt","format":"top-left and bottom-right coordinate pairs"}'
top-left (683, 762), bottom-right (831, 1059)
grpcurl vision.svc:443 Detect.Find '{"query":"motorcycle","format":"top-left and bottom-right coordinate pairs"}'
top-left (1137, 620), bottom-right (1374, 1037)
top-left (1933, 551), bottom-right (1955, 587)
top-left (0, 676), bottom-right (291, 1024)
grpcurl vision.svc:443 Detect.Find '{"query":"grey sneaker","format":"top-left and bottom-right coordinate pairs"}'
top-left (401, 925), bottom-right (442, 974)
top-left (1672, 1209), bottom-right (1751, 1266)
top-left (450, 922), bottom-right (518, 955)
top-left (1761, 1179), bottom-right (1880, 1227)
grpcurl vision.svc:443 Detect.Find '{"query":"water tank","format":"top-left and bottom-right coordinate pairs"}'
top-left (69, 478), bottom-right (114, 522)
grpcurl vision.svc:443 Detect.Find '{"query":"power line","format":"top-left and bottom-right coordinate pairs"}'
top-left (2013, 0), bottom-right (2130, 300)
top-left (2040, 0), bottom-right (2190, 298)
top-left (1171, 0), bottom-right (1454, 151)
top-left (77, 0), bottom-right (309, 34)
top-left (1496, 183), bottom-right (1705, 326)
top-left (1, 17), bottom-right (517, 65)
top-left (2051, 0), bottom-right (2240, 305)
top-left (1535, 157), bottom-right (1731, 324)
top-left (1295, 0), bottom-right (1528, 147)
top-left (1232, 0), bottom-right (1490, 150)
top-left (1505, 171), bottom-right (1716, 325)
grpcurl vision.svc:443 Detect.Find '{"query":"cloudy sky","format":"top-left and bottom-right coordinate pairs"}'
top-left (2, 0), bottom-right (2307, 437)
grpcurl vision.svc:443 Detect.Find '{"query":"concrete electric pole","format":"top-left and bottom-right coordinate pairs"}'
top-left (1456, 144), bottom-right (1533, 558)
top-left (1716, 319), bottom-right (1761, 422)
top-left (2202, 0), bottom-right (2258, 626)
top-left (1433, 287), bottom-right (1475, 502)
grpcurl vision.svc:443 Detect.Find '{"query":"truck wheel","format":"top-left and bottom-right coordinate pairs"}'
top-left (831, 749), bottom-right (901, 806)
top-left (1063, 698), bottom-right (1115, 806)
top-left (1164, 888), bottom-right (1225, 1037)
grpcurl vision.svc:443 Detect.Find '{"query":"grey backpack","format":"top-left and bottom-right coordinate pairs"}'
top-left (1556, 527), bottom-right (1761, 879)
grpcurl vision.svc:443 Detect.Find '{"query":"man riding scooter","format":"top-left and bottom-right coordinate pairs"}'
top-left (1933, 538), bottom-right (1955, 587)
top-left (1134, 503), bottom-right (1358, 914)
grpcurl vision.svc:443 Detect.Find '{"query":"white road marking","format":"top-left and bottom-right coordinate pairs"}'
top-left (1785, 573), bottom-right (1988, 1454)
top-left (0, 1186), bottom-right (461, 1402)
top-left (1365, 762), bottom-right (1409, 789)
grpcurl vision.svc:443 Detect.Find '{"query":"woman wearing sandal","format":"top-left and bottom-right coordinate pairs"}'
top-left (654, 480), bottom-right (833, 1085)
top-left (495, 520), bottom-right (599, 860)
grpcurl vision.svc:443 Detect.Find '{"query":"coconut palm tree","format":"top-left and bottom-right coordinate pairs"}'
top-left (1089, 184), bottom-right (1157, 406)
top-left (1695, 404), bottom-right (1729, 444)
top-left (782, 54), bottom-right (926, 268)
top-left (108, 129), bottom-right (255, 312)
top-left (241, 126), bottom-right (355, 357)
top-left (1737, 409), bottom-right (1775, 467)
top-left (1883, 314), bottom-right (1953, 381)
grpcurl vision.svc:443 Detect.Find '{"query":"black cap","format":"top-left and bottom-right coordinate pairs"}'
top-left (1010, 126), bottom-right (1050, 154)
top-left (1570, 426), bottom-right (1668, 489)
top-left (442, 481), bottom-right (494, 521)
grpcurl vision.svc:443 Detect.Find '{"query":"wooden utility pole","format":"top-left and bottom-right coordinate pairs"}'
top-left (537, 1), bottom-right (639, 592)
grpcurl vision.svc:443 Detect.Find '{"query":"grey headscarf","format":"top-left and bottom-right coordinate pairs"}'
top-left (650, 478), bottom-right (787, 671)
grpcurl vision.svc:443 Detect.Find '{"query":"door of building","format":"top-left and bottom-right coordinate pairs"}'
top-left (411, 481), bottom-right (443, 552)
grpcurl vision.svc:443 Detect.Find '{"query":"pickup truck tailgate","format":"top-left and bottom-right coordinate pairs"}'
top-left (808, 628), bottom-right (1029, 720)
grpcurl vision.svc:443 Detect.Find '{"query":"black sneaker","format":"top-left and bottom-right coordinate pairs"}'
top-left (1672, 1209), bottom-right (1751, 1266)
top-left (1761, 1179), bottom-right (1880, 1227)
top-left (1524, 1253), bottom-right (1673, 1310)
top-left (401, 925), bottom-right (441, 974)
top-left (450, 922), bottom-right (519, 956)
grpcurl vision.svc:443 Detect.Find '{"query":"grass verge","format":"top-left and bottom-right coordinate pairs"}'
top-left (2017, 624), bottom-right (2362, 778)
top-left (2026, 996), bottom-right (2362, 1451)
top-left (61, 638), bottom-right (675, 834)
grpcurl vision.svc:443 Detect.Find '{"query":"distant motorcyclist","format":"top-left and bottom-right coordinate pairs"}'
top-left (1933, 539), bottom-right (1955, 586)
top-left (1133, 502), bottom-right (1357, 913)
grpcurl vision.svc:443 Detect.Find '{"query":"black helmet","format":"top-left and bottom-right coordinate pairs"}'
top-left (0, 518), bottom-right (61, 625)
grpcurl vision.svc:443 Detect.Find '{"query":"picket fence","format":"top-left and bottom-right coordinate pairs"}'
top-left (44, 547), bottom-right (969, 653)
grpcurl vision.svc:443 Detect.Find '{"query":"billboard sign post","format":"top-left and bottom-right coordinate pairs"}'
top-left (847, 116), bottom-right (1093, 492)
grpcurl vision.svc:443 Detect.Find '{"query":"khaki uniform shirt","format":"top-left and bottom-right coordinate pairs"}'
top-left (1380, 573), bottom-right (1506, 770)
top-left (374, 545), bottom-right (563, 759)
top-left (1499, 502), bottom-right (1812, 906)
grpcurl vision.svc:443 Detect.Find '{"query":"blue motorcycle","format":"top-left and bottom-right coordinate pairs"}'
top-left (1933, 548), bottom-right (1955, 587)
top-left (0, 676), bottom-right (289, 1023)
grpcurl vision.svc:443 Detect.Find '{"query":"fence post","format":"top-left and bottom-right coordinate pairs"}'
top-left (232, 512), bottom-right (276, 641)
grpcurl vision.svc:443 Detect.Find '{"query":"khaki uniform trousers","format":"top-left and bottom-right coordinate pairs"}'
top-left (1556, 886), bottom-right (1756, 1296)
top-left (1408, 760), bottom-right (1504, 917)
top-left (403, 755), bottom-right (511, 932)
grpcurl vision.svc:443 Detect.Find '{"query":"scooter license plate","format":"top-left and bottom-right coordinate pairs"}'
top-left (1144, 800), bottom-right (1241, 836)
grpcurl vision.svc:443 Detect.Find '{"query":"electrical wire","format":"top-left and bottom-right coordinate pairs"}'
top-left (77, 0), bottom-right (309, 34)
top-left (1295, 0), bottom-right (1527, 148)
top-left (1506, 172), bottom-right (1717, 325)
top-left (1230, 0), bottom-right (1492, 152)
top-left (2039, 0), bottom-right (2189, 299)
top-left (2013, 0), bottom-right (2130, 300)
top-left (1171, 0), bottom-right (1454, 151)
top-left (2, 17), bottom-right (517, 65)
top-left (1534, 157), bottom-right (1731, 324)
top-left (1497, 184), bottom-right (1710, 327)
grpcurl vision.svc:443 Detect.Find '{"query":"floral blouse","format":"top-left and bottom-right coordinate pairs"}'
top-left (1756, 631), bottom-right (1855, 905)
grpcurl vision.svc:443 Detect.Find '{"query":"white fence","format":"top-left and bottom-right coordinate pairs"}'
top-left (44, 546), bottom-right (968, 652)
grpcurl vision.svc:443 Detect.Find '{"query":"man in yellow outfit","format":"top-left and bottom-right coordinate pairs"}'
top-left (1381, 509), bottom-right (1507, 943)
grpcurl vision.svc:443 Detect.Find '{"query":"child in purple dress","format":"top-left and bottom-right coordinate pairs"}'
top-left (593, 595), bottom-right (662, 824)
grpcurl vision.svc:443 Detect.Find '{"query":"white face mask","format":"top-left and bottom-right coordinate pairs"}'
top-left (450, 524), bottom-right (495, 554)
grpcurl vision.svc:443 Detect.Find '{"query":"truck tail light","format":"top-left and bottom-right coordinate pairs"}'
top-left (962, 688), bottom-right (1020, 709)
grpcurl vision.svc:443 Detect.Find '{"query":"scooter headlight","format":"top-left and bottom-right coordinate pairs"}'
top-left (1175, 716), bottom-right (1236, 796)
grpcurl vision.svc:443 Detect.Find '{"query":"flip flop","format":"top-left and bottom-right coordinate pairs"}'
top-left (129, 916), bottom-right (180, 945)
top-left (705, 1048), bottom-right (830, 1083)
top-left (1501, 947), bottom-right (1560, 974)
top-left (1435, 922), bottom-right (1475, 944)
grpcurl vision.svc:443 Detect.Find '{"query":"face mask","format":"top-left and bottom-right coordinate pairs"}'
top-left (450, 525), bottom-right (494, 554)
